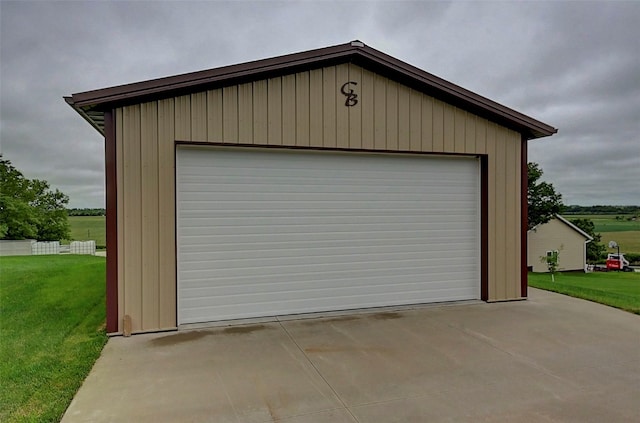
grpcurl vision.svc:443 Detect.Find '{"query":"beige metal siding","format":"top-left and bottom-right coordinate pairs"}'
top-left (157, 98), bottom-right (176, 329)
top-left (115, 63), bottom-right (523, 333)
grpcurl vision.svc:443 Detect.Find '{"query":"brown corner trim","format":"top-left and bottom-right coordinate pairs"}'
top-left (104, 110), bottom-right (118, 333)
top-left (521, 136), bottom-right (528, 298)
top-left (480, 155), bottom-right (489, 301)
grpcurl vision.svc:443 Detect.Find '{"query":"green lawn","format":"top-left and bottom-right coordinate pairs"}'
top-left (529, 271), bottom-right (640, 314)
top-left (67, 216), bottom-right (106, 248)
top-left (0, 255), bottom-right (107, 423)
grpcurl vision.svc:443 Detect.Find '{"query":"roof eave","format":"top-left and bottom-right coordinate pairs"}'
top-left (65, 97), bottom-right (105, 136)
top-left (67, 41), bottom-right (557, 139)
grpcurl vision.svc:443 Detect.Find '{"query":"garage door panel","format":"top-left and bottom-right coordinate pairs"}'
top-left (180, 243), bottom-right (475, 261)
top-left (180, 286), bottom-right (475, 322)
top-left (179, 231), bottom-right (477, 247)
top-left (183, 282), bottom-right (477, 309)
top-left (179, 254), bottom-right (473, 271)
top-left (182, 269), bottom-right (480, 299)
top-left (178, 147), bottom-right (479, 325)
top-left (180, 239), bottom-right (473, 252)
top-left (180, 263), bottom-right (478, 286)
top-left (179, 225), bottom-right (478, 238)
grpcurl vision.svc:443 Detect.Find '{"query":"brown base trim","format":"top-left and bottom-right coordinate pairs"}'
top-left (480, 155), bottom-right (489, 301)
top-left (105, 110), bottom-right (118, 333)
top-left (521, 136), bottom-right (528, 298)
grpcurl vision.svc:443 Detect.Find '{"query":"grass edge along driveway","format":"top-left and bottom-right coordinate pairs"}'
top-left (0, 255), bottom-right (107, 423)
top-left (529, 271), bottom-right (640, 315)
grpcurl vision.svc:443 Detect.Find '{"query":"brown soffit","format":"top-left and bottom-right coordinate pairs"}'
top-left (65, 40), bottom-right (557, 139)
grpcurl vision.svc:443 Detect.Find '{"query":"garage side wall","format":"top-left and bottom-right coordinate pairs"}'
top-left (115, 63), bottom-right (522, 333)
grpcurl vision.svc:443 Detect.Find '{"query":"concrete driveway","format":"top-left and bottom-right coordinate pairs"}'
top-left (62, 288), bottom-right (640, 422)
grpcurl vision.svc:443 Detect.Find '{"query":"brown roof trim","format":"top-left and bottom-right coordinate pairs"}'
top-left (66, 40), bottom-right (557, 139)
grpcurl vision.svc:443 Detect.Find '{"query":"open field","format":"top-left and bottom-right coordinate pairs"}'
top-left (0, 255), bottom-right (107, 423)
top-left (67, 216), bottom-right (106, 247)
top-left (562, 214), bottom-right (639, 255)
top-left (529, 271), bottom-right (640, 314)
top-left (563, 214), bottom-right (640, 233)
top-left (600, 231), bottom-right (640, 256)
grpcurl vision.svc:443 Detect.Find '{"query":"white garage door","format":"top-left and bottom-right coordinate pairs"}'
top-left (177, 147), bottom-right (479, 325)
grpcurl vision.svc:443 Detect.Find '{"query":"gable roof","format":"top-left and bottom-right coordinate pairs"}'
top-left (65, 40), bottom-right (557, 139)
top-left (529, 215), bottom-right (593, 241)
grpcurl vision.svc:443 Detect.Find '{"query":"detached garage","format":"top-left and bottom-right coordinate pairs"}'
top-left (66, 41), bottom-right (556, 335)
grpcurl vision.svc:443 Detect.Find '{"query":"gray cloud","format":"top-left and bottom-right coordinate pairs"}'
top-left (1, 0), bottom-right (638, 207)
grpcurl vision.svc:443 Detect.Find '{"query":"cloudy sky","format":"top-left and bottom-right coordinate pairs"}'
top-left (1, 1), bottom-right (638, 208)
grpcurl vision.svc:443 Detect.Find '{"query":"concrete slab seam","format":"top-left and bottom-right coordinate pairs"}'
top-left (277, 321), bottom-right (361, 423)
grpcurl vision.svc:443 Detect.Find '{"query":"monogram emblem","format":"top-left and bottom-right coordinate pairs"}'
top-left (340, 81), bottom-right (358, 107)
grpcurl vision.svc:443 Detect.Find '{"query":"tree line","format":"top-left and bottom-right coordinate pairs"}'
top-left (564, 205), bottom-right (639, 215)
top-left (0, 159), bottom-right (70, 241)
top-left (68, 208), bottom-right (106, 216)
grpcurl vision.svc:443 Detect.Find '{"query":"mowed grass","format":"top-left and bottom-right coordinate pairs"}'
top-left (0, 255), bottom-right (107, 423)
top-left (67, 216), bottom-right (105, 247)
top-left (529, 271), bottom-right (640, 314)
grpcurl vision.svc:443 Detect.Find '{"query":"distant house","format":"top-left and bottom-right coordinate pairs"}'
top-left (527, 215), bottom-right (592, 272)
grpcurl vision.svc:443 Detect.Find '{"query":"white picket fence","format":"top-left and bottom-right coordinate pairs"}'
top-left (31, 241), bottom-right (95, 256)
top-left (0, 240), bottom-right (97, 256)
top-left (32, 241), bottom-right (60, 255)
top-left (70, 241), bottom-right (96, 255)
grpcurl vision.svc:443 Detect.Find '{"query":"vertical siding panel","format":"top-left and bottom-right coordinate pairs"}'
top-left (140, 102), bottom-right (159, 330)
top-left (122, 104), bottom-right (142, 332)
top-left (443, 103), bottom-right (455, 152)
top-left (190, 92), bottom-right (207, 141)
top-left (174, 95), bottom-right (191, 141)
top-left (157, 98), bottom-right (176, 329)
top-left (309, 69), bottom-right (323, 148)
top-left (421, 95), bottom-right (434, 151)
top-left (454, 108), bottom-right (466, 153)
top-left (206, 89), bottom-right (223, 142)
top-left (361, 69), bottom-right (374, 150)
top-left (465, 113), bottom-right (476, 152)
top-left (373, 74), bottom-right (386, 150)
top-left (432, 99), bottom-right (444, 152)
top-left (486, 123), bottom-right (497, 299)
top-left (409, 89), bottom-right (422, 152)
top-left (253, 80), bottom-right (268, 144)
top-left (386, 81), bottom-right (398, 151)
top-left (336, 64), bottom-right (350, 149)
top-left (223, 86), bottom-right (239, 143)
top-left (397, 85), bottom-right (410, 151)
top-left (295, 71), bottom-right (310, 146)
top-left (267, 77), bottom-right (282, 145)
top-left (237, 83), bottom-right (254, 144)
top-left (115, 108), bottom-right (124, 333)
top-left (322, 67), bottom-right (337, 148)
top-left (475, 117), bottom-right (487, 154)
top-left (282, 74), bottom-right (297, 147)
top-left (348, 64), bottom-right (362, 149)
